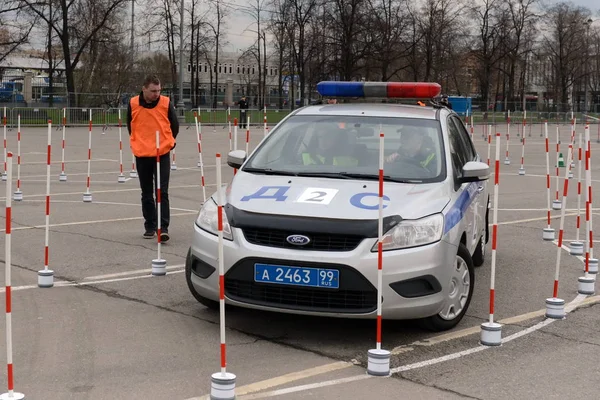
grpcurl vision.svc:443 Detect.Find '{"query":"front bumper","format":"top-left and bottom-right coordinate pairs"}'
top-left (188, 223), bottom-right (458, 320)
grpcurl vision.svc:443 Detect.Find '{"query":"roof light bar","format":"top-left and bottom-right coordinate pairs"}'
top-left (316, 81), bottom-right (442, 99)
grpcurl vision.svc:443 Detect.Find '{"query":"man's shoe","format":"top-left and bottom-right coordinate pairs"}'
top-left (160, 232), bottom-right (170, 242)
top-left (143, 230), bottom-right (156, 239)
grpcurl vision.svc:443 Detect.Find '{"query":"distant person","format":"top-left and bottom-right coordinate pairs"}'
top-left (127, 74), bottom-right (179, 241)
top-left (238, 95), bottom-right (249, 128)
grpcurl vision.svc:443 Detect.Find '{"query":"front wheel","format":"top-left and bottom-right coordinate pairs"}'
top-left (420, 243), bottom-right (475, 332)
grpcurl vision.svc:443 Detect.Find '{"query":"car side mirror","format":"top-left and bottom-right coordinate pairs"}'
top-left (460, 161), bottom-right (490, 182)
top-left (227, 150), bottom-right (247, 169)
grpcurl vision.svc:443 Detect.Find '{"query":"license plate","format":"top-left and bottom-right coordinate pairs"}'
top-left (254, 263), bottom-right (339, 289)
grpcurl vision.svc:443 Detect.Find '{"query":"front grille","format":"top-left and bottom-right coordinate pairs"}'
top-left (225, 258), bottom-right (378, 313)
top-left (242, 228), bottom-right (364, 252)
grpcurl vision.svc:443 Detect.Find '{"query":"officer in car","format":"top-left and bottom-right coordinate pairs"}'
top-left (386, 129), bottom-right (436, 172)
top-left (302, 127), bottom-right (359, 166)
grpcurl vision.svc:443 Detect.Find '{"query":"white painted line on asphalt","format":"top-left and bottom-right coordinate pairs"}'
top-left (0, 211), bottom-right (197, 233)
top-left (18, 199), bottom-right (199, 213)
top-left (19, 158), bottom-right (117, 165)
top-left (0, 268), bottom-right (185, 293)
top-left (498, 213), bottom-right (577, 225)
top-left (525, 173), bottom-right (600, 183)
top-left (83, 264), bottom-right (185, 280)
top-left (0, 183), bottom-right (217, 200)
top-left (236, 294), bottom-right (599, 399)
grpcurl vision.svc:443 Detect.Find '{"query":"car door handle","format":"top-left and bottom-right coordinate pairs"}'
top-left (477, 186), bottom-right (484, 192)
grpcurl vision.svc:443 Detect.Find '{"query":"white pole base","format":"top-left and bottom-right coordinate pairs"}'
top-left (171, 163), bottom-right (177, 170)
top-left (367, 349), bottom-right (391, 376)
top-left (1, 173), bottom-right (6, 181)
top-left (568, 171), bottom-right (573, 179)
top-left (545, 298), bottom-right (565, 319)
top-left (210, 372), bottom-right (236, 400)
top-left (588, 258), bottom-right (598, 274)
top-left (569, 241), bottom-right (584, 256)
top-left (552, 200), bottom-right (562, 210)
top-left (59, 173), bottom-right (67, 182)
top-left (152, 259), bottom-right (167, 276)
top-left (504, 157), bottom-right (510, 165)
top-left (13, 190), bottom-right (23, 202)
top-left (83, 192), bottom-right (93, 202)
top-left (480, 322), bottom-right (502, 346)
top-left (38, 269), bottom-right (54, 288)
top-left (129, 170), bottom-right (138, 178)
top-left (0, 391), bottom-right (25, 399)
top-left (518, 167), bottom-right (525, 175)
top-left (577, 276), bottom-right (595, 295)
top-left (197, 161), bottom-right (203, 168)
top-left (543, 228), bottom-right (556, 241)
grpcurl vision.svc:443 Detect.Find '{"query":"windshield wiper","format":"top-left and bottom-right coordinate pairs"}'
top-left (294, 172), bottom-right (351, 179)
top-left (334, 173), bottom-right (422, 183)
top-left (243, 167), bottom-right (298, 176)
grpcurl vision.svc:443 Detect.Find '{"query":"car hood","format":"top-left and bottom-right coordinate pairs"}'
top-left (222, 171), bottom-right (451, 220)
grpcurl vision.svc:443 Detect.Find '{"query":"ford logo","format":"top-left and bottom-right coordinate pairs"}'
top-left (286, 234), bottom-right (311, 245)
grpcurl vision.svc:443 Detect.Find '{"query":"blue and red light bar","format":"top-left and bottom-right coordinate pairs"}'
top-left (316, 81), bottom-right (442, 99)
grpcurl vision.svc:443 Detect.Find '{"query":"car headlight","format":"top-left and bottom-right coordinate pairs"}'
top-left (195, 198), bottom-right (233, 240)
top-left (371, 213), bottom-right (443, 251)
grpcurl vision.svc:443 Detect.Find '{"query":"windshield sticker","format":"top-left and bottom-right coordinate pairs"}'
top-left (350, 192), bottom-right (390, 210)
top-left (241, 186), bottom-right (290, 202)
top-left (296, 188), bottom-right (339, 205)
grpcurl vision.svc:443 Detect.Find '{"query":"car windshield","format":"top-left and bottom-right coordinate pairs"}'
top-left (243, 114), bottom-right (446, 183)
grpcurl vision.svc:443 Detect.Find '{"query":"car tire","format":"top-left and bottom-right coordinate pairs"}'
top-left (185, 248), bottom-right (219, 310)
top-left (420, 243), bottom-right (475, 332)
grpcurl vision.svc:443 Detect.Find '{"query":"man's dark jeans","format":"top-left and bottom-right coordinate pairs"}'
top-left (136, 152), bottom-right (170, 233)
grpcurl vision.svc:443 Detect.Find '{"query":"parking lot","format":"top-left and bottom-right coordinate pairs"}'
top-left (0, 119), bottom-right (599, 399)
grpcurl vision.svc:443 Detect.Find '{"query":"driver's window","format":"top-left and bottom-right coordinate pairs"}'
top-left (447, 117), bottom-right (469, 177)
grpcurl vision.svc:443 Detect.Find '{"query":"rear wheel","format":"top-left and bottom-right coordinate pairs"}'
top-left (420, 243), bottom-right (474, 332)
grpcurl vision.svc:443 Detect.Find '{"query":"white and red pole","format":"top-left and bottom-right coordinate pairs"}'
top-left (233, 118), bottom-right (239, 176)
top-left (59, 107), bottom-right (67, 181)
top-left (481, 132), bottom-right (503, 345)
top-left (518, 136), bottom-right (526, 175)
top-left (545, 134), bottom-right (574, 318)
top-left (245, 116), bottom-right (250, 155)
top-left (228, 109), bottom-right (232, 151)
top-left (504, 111), bottom-right (510, 165)
top-left (2, 106), bottom-right (6, 181)
top-left (151, 130), bottom-right (167, 276)
top-left (552, 123), bottom-right (561, 210)
top-left (543, 121), bottom-right (555, 240)
top-left (569, 125), bottom-right (584, 255)
top-left (577, 123), bottom-right (596, 294)
top-left (209, 152), bottom-right (237, 397)
top-left (486, 124), bottom-right (491, 166)
top-left (13, 115), bottom-right (22, 202)
top-left (366, 127), bottom-right (391, 375)
top-left (195, 111), bottom-right (203, 168)
top-left (263, 105), bottom-right (268, 137)
top-left (83, 110), bottom-right (93, 202)
top-left (1, 152), bottom-right (25, 400)
top-left (38, 120), bottom-right (54, 288)
top-left (118, 110), bottom-right (126, 182)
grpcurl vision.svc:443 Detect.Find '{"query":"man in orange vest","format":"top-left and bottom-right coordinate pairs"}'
top-left (127, 74), bottom-right (179, 241)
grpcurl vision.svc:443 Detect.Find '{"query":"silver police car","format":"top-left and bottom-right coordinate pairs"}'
top-left (185, 82), bottom-right (490, 331)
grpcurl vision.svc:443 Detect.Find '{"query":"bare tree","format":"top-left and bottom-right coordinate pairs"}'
top-left (204, 0), bottom-right (228, 108)
top-left (0, 3), bottom-right (34, 64)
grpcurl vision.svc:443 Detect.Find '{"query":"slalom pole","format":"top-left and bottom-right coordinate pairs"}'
top-left (13, 116), bottom-right (22, 201)
top-left (38, 120), bottom-right (54, 288)
top-left (569, 126), bottom-right (584, 255)
top-left (83, 109), bottom-right (93, 202)
top-left (118, 110), bottom-right (126, 183)
top-left (59, 107), bottom-right (67, 181)
top-left (151, 130), bottom-right (167, 277)
top-left (543, 121), bottom-right (555, 241)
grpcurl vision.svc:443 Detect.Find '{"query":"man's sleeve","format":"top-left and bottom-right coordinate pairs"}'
top-left (126, 100), bottom-right (132, 135)
top-left (168, 101), bottom-right (180, 139)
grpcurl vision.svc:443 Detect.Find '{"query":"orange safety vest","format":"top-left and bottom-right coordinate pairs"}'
top-left (129, 95), bottom-right (175, 157)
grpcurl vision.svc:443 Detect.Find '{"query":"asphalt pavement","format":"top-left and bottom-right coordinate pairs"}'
top-left (0, 119), bottom-right (598, 399)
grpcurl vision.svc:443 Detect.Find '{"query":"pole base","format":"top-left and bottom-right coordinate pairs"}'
top-left (83, 192), bottom-right (93, 202)
top-left (568, 171), bottom-right (573, 179)
top-left (543, 228), bottom-right (556, 241)
top-left (197, 161), bottom-right (203, 168)
top-left (38, 269), bottom-right (54, 288)
top-left (545, 297), bottom-right (565, 319)
top-left (171, 163), bottom-right (177, 170)
top-left (552, 200), bottom-right (562, 210)
top-left (588, 258), bottom-right (598, 274)
top-left (129, 170), bottom-right (138, 178)
top-left (59, 173), bottom-right (67, 182)
top-left (1, 173), bottom-right (6, 181)
top-left (13, 190), bottom-right (23, 202)
top-left (367, 349), bottom-right (391, 376)
top-left (210, 372), bottom-right (236, 400)
top-left (152, 259), bottom-right (167, 276)
top-left (518, 167), bottom-right (525, 175)
top-left (577, 276), bottom-right (595, 295)
top-left (504, 157), bottom-right (510, 165)
top-left (480, 322), bottom-right (502, 346)
top-left (0, 392), bottom-right (25, 399)
top-left (569, 241), bottom-right (584, 256)
top-left (118, 174), bottom-right (126, 183)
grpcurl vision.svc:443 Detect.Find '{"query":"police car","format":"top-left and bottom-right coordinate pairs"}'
top-left (185, 81), bottom-right (490, 332)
